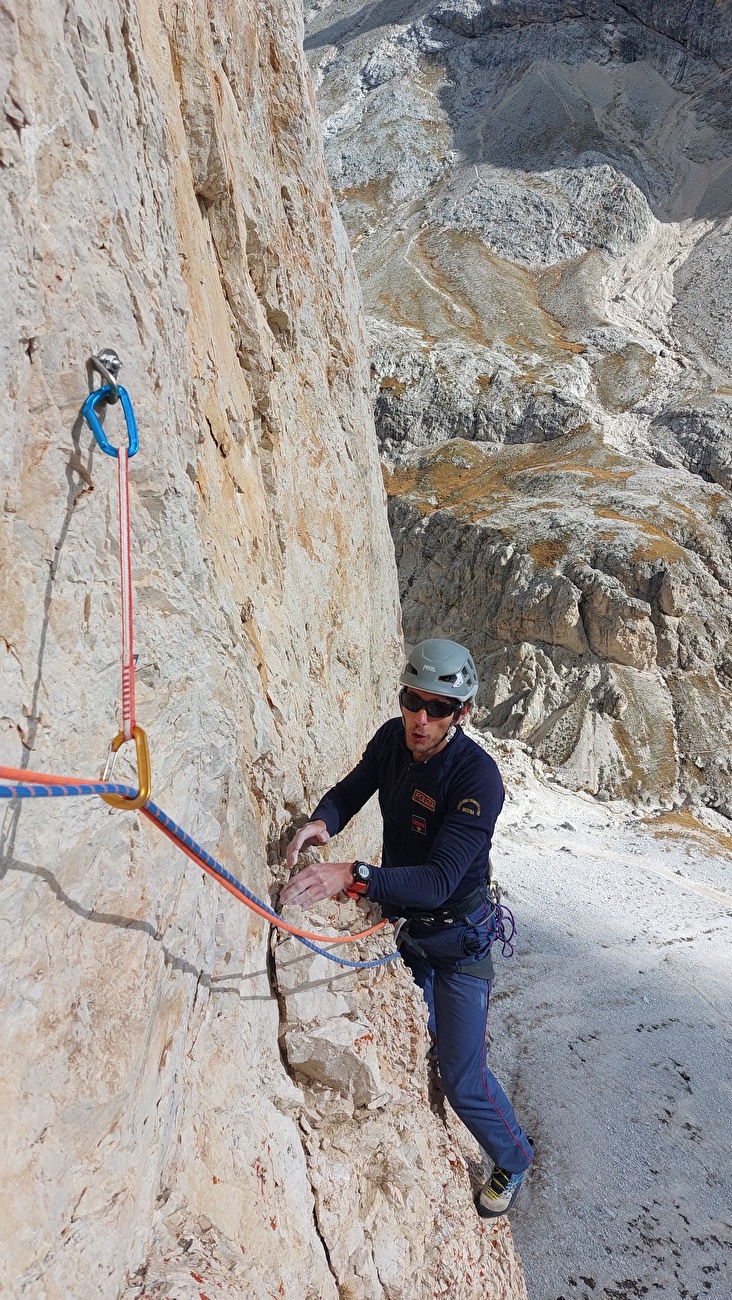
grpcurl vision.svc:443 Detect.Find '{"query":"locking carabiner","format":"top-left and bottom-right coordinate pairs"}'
top-left (100, 726), bottom-right (151, 810)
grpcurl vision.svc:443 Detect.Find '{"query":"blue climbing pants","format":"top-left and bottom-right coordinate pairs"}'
top-left (399, 907), bottom-right (533, 1175)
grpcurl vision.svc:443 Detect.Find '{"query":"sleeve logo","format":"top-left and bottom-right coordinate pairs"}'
top-left (413, 789), bottom-right (436, 812)
top-left (412, 814), bottom-right (427, 834)
top-left (457, 798), bottom-right (481, 816)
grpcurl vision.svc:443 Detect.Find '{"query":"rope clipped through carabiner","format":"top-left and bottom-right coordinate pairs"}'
top-left (0, 767), bottom-right (397, 969)
top-left (0, 353), bottom-right (399, 970)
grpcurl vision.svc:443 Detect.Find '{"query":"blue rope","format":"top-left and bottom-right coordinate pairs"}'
top-left (145, 800), bottom-right (398, 969)
top-left (0, 780), bottom-right (136, 799)
top-left (0, 780), bottom-right (398, 970)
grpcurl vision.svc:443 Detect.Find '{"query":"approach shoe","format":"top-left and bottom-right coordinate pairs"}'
top-left (475, 1164), bottom-right (526, 1218)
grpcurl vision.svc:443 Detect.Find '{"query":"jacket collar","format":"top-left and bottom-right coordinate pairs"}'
top-left (397, 718), bottom-right (464, 765)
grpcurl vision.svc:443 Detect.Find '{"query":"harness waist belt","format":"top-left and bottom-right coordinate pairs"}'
top-left (395, 885), bottom-right (486, 927)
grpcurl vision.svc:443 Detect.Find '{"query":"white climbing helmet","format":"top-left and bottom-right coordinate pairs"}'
top-left (400, 639), bottom-right (479, 703)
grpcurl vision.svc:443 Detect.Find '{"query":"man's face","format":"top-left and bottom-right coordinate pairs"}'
top-left (400, 688), bottom-right (464, 762)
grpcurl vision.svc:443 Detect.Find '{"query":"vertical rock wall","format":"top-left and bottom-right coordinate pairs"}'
top-left (0, 3), bottom-right (528, 1297)
top-left (0, 0), bottom-right (405, 1293)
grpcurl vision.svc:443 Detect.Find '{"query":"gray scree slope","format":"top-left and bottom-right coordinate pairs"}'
top-left (304, 0), bottom-right (732, 814)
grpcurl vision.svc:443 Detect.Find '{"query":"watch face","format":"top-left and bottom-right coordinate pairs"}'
top-left (355, 861), bottom-right (370, 881)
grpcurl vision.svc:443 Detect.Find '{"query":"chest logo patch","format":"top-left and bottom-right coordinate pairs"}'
top-left (457, 798), bottom-right (481, 816)
top-left (412, 814), bottom-right (427, 835)
top-left (413, 789), bottom-right (436, 812)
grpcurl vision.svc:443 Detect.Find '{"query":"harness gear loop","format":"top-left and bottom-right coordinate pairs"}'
top-left (100, 726), bottom-right (151, 810)
top-left (488, 880), bottom-right (516, 958)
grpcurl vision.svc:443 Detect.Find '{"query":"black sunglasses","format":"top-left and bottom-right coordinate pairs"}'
top-left (399, 687), bottom-right (460, 719)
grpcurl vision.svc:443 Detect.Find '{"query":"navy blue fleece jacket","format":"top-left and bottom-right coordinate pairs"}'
top-left (310, 718), bottom-right (505, 911)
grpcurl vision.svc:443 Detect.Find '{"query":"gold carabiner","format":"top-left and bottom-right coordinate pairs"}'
top-left (100, 725), bottom-right (151, 810)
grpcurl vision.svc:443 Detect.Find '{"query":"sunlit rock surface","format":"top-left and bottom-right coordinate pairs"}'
top-left (0, 1), bottom-right (527, 1296)
top-left (385, 432), bottom-right (732, 805)
top-left (304, 0), bottom-right (732, 812)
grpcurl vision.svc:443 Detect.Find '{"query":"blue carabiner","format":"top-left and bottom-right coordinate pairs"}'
top-left (81, 384), bottom-right (139, 458)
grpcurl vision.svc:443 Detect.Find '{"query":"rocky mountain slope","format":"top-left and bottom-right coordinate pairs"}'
top-left (0, 2), bottom-right (526, 1296)
top-left (305, 0), bottom-right (732, 813)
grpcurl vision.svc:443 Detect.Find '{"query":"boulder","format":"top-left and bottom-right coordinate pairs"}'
top-left (285, 1016), bottom-right (383, 1107)
top-left (568, 562), bottom-right (657, 671)
top-left (275, 925), bottom-right (352, 1026)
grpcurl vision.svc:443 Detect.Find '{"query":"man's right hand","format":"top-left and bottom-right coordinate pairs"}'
top-left (285, 819), bottom-right (330, 869)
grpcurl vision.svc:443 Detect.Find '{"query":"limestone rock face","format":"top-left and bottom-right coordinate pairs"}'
top-left (0, 1), bottom-right (526, 1296)
top-left (285, 1014), bottom-right (384, 1104)
top-left (305, 0), bottom-right (732, 813)
top-left (273, 904), bottom-right (529, 1300)
top-left (567, 563), bottom-right (657, 672)
top-left (385, 434), bottom-right (732, 807)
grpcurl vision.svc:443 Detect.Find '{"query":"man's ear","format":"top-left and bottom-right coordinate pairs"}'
top-left (458, 702), bottom-right (472, 725)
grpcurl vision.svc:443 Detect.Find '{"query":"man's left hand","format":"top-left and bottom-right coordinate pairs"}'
top-left (279, 861), bottom-right (356, 908)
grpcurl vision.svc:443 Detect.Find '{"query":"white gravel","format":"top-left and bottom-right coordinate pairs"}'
top-left (480, 737), bottom-right (732, 1300)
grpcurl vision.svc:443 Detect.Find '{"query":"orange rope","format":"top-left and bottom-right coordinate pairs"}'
top-left (0, 765), bottom-right (389, 946)
top-left (144, 808), bottom-right (389, 944)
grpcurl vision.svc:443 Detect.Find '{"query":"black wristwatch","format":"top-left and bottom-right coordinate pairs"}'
top-left (346, 860), bottom-right (373, 897)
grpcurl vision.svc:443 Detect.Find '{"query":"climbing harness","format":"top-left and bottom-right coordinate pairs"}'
top-left (392, 881), bottom-right (516, 980)
top-left (0, 354), bottom-right (397, 972)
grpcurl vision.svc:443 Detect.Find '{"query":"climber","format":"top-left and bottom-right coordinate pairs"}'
top-left (280, 638), bottom-right (533, 1218)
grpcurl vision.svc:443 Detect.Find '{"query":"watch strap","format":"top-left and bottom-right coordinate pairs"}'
top-left (345, 860), bottom-right (372, 899)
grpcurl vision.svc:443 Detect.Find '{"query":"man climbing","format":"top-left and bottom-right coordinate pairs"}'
top-left (280, 639), bottom-right (533, 1218)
